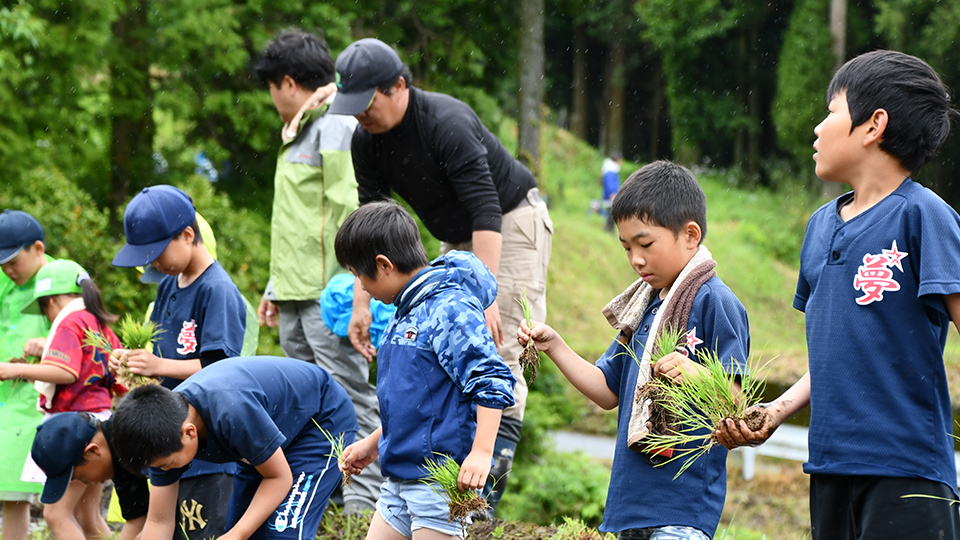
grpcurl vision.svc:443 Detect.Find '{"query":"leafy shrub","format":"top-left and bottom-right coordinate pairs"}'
top-left (499, 449), bottom-right (609, 529)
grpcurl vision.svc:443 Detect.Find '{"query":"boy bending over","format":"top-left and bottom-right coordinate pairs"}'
top-left (111, 356), bottom-right (358, 540)
top-left (520, 161), bottom-right (750, 539)
top-left (335, 201), bottom-right (515, 539)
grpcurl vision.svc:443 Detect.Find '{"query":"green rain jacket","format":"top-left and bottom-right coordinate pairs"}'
top-left (268, 103), bottom-right (359, 301)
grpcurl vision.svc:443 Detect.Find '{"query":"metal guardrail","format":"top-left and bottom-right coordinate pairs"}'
top-left (553, 427), bottom-right (960, 486)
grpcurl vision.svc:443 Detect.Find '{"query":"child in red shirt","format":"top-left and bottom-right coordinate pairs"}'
top-left (0, 259), bottom-right (125, 540)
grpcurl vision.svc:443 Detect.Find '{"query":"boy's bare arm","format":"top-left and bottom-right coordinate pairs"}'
top-left (119, 516), bottom-right (146, 540)
top-left (716, 371), bottom-right (810, 449)
top-left (459, 405), bottom-right (501, 491)
top-left (220, 447), bottom-right (293, 540)
top-left (114, 349), bottom-right (201, 380)
top-left (0, 362), bottom-right (76, 384)
top-left (944, 293), bottom-right (960, 333)
top-left (519, 321), bottom-right (618, 410)
top-left (139, 482), bottom-right (178, 540)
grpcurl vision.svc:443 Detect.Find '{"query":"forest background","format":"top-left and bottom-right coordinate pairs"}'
top-left (3, 0), bottom-right (960, 535)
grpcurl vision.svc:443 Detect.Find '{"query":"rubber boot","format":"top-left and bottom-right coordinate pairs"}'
top-left (479, 417), bottom-right (522, 519)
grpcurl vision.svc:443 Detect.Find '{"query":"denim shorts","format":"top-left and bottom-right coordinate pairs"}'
top-left (377, 478), bottom-right (470, 538)
top-left (618, 525), bottom-right (711, 540)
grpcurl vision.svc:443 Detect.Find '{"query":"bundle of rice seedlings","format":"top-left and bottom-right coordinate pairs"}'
top-left (640, 349), bottom-right (771, 478)
top-left (313, 419), bottom-right (351, 487)
top-left (420, 453), bottom-right (488, 530)
top-left (623, 325), bottom-right (687, 449)
top-left (82, 315), bottom-right (163, 389)
top-left (5, 354), bottom-right (40, 400)
top-left (515, 287), bottom-right (541, 383)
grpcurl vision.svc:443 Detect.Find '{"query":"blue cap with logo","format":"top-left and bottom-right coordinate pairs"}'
top-left (112, 185), bottom-right (196, 268)
top-left (328, 38), bottom-right (403, 116)
top-left (0, 210), bottom-right (44, 265)
top-left (31, 412), bottom-right (99, 504)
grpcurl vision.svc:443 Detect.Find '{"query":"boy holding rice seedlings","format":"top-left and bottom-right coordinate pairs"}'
top-left (334, 201), bottom-right (516, 539)
top-left (111, 356), bottom-right (358, 540)
top-left (716, 50), bottom-right (960, 540)
top-left (519, 161), bottom-right (750, 539)
top-left (0, 210), bottom-right (50, 540)
top-left (112, 184), bottom-right (249, 540)
top-left (29, 412), bottom-right (149, 540)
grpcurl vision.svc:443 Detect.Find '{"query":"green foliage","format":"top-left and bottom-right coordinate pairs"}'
top-left (499, 449), bottom-right (609, 528)
top-left (550, 517), bottom-right (617, 539)
top-left (771, 0), bottom-right (834, 175)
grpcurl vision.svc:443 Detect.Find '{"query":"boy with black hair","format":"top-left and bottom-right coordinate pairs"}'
top-left (252, 29), bottom-right (381, 514)
top-left (334, 201), bottom-right (516, 539)
top-left (717, 50), bottom-right (960, 539)
top-left (29, 412), bottom-right (148, 540)
top-left (519, 161), bottom-right (750, 538)
top-left (110, 357), bottom-right (358, 540)
top-left (0, 210), bottom-right (50, 540)
top-left (112, 184), bottom-right (248, 540)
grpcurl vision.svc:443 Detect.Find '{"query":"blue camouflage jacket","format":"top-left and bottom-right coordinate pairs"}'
top-left (376, 250), bottom-right (516, 480)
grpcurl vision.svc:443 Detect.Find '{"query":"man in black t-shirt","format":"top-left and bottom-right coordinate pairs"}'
top-left (328, 38), bottom-right (553, 517)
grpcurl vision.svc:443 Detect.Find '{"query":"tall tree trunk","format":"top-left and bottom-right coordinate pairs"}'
top-left (570, 28), bottom-right (588, 140)
top-left (605, 36), bottom-right (626, 156)
top-left (649, 60), bottom-right (664, 160)
top-left (823, 0), bottom-right (847, 198)
top-left (109, 0), bottom-right (156, 231)
top-left (518, 0), bottom-right (545, 186)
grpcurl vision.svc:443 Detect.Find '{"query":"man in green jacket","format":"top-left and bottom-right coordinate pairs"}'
top-left (253, 30), bottom-right (381, 514)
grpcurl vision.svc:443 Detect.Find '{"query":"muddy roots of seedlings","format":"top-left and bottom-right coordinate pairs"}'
top-left (448, 496), bottom-right (489, 523)
top-left (518, 342), bottom-right (541, 383)
top-left (341, 471), bottom-right (352, 487)
top-left (635, 383), bottom-right (680, 438)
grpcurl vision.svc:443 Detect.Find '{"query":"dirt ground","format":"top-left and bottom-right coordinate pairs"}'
top-left (722, 454), bottom-right (812, 538)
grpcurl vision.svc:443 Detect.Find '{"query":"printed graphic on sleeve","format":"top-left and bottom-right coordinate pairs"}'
top-left (682, 328), bottom-right (703, 357)
top-left (853, 240), bottom-right (908, 306)
top-left (177, 320), bottom-right (198, 355)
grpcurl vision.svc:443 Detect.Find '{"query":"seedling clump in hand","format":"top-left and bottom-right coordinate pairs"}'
top-left (628, 325), bottom-right (686, 447)
top-left (516, 288), bottom-right (541, 383)
top-left (641, 349), bottom-right (771, 478)
top-left (313, 420), bottom-right (351, 487)
top-left (420, 454), bottom-right (488, 531)
top-left (83, 315), bottom-right (163, 389)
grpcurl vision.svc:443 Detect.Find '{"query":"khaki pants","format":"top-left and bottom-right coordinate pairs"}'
top-left (441, 188), bottom-right (553, 422)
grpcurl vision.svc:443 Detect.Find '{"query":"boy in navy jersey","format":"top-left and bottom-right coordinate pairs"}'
top-left (520, 161), bottom-right (750, 538)
top-left (112, 185), bottom-right (248, 540)
top-left (717, 50), bottom-right (960, 540)
top-left (110, 357), bottom-right (357, 540)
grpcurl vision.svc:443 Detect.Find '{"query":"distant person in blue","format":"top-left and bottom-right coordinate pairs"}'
top-left (600, 152), bottom-right (622, 231)
top-left (717, 50), bottom-right (960, 540)
top-left (110, 357), bottom-right (357, 540)
top-left (520, 161), bottom-right (750, 539)
top-left (334, 201), bottom-right (515, 539)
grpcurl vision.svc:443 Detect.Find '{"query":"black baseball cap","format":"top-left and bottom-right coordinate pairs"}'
top-left (31, 413), bottom-right (98, 504)
top-left (328, 38), bottom-right (403, 116)
top-left (0, 210), bottom-right (44, 265)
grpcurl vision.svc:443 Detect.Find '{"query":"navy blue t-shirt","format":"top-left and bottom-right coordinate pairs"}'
top-left (151, 261), bottom-right (247, 389)
top-left (149, 357), bottom-right (357, 487)
top-left (797, 179), bottom-right (960, 493)
top-left (595, 277), bottom-right (749, 535)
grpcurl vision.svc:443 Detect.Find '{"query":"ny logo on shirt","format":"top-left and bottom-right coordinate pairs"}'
top-left (177, 319), bottom-right (198, 355)
top-left (853, 240), bottom-right (908, 305)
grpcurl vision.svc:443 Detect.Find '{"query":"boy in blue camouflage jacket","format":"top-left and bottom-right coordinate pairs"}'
top-left (334, 201), bottom-right (515, 539)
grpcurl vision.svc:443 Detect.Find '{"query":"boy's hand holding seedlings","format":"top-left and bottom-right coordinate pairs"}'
top-left (715, 372), bottom-right (811, 449)
top-left (518, 320), bottom-right (618, 410)
top-left (653, 351), bottom-right (707, 384)
top-left (340, 427), bottom-right (381, 476)
top-left (109, 348), bottom-right (196, 381)
top-left (23, 337), bottom-right (45, 357)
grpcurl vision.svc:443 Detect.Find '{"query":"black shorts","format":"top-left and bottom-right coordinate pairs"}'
top-left (176, 472), bottom-right (234, 540)
top-left (810, 474), bottom-right (960, 540)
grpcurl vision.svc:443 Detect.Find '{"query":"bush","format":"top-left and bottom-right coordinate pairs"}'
top-left (499, 448), bottom-right (610, 529)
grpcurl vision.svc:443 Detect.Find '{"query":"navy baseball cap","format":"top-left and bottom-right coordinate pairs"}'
top-left (112, 185), bottom-right (196, 268)
top-left (0, 210), bottom-right (44, 265)
top-left (328, 38), bottom-right (403, 116)
top-left (31, 412), bottom-right (98, 504)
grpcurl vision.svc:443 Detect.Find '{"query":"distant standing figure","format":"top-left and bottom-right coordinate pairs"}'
top-left (600, 153), bottom-right (622, 230)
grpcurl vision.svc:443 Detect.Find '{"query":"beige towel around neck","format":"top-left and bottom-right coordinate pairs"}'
top-left (601, 245), bottom-right (717, 453)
